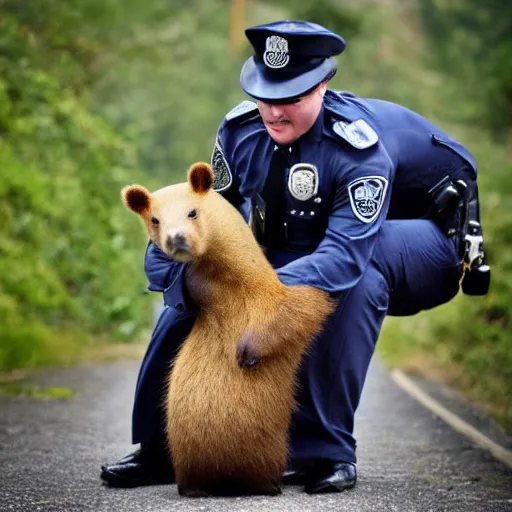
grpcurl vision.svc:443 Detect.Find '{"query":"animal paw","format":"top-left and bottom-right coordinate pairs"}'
top-left (178, 485), bottom-right (211, 498)
top-left (236, 335), bottom-right (261, 369)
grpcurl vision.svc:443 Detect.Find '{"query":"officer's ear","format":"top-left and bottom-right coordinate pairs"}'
top-left (319, 80), bottom-right (329, 98)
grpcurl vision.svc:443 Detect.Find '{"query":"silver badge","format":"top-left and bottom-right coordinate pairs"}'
top-left (211, 138), bottom-right (232, 192)
top-left (288, 164), bottom-right (319, 201)
top-left (333, 119), bottom-right (378, 149)
top-left (348, 176), bottom-right (388, 223)
top-left (263, 35), bottom-right (290, 69)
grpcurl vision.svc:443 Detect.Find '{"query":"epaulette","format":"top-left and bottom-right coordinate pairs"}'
top-left (225, 100), bottom-right (259, 123)
top-left (324, 90), bottom-right (379, 150)
top-left (331, 119), bottom-right (379, 150)
top-left (336, 90), bottom-right (357, 99)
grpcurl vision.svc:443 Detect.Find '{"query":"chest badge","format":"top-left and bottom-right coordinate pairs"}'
top-left (348, 176), bottom-right (388, 223)
top-left (288, 163), bottom-right (319, 201)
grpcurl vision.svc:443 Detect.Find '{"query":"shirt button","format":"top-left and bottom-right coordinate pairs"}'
top-left (176, 303), bottom-right (184, 311)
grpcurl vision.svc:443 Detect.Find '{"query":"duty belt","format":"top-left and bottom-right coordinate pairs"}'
top-left (429, 176), bottom-right (490, 295)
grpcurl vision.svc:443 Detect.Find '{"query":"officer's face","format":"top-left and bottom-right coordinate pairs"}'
top-left (257, 82), bottom-right (328, 145)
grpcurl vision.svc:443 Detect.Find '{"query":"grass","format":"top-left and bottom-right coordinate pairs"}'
top-left (0, 381), bottom-right (75, 399)
top-left (378, 298), bottom-right (512, 434)
top-left (0, 323), bottom-right (150, 374)
top-left (0, 340), bottom-right (148, 400)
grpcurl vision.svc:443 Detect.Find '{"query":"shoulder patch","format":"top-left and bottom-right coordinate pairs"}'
top-left (225, 100), bottom-right (258, 122)
top-left (347, 176), bottom-right (388, 223)
top-left (211, 138), bottom-right (232, 192)
top-left (333, 119), bottom-right (378, 149)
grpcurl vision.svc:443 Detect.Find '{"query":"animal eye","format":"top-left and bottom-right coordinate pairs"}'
top-left (188, 209), bottom-right (197, 219)
top-left (151, 217), bottom-right (160, 225)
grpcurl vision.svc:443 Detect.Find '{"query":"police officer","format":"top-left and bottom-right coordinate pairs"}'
top-left (101, 20), bottom-right (488, 493)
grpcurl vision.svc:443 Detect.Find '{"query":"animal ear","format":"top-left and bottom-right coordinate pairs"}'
top-left (188, 162), bottom-right (214, 194)
top-left (121, 185), bottom-right (152, 214)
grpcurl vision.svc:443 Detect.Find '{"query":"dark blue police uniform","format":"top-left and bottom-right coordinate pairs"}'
top-left (112, 21), bottom-right (488, 491)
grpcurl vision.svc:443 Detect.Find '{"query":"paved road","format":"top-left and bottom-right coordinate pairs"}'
top-left (0, 359), bottom-right (511, 512)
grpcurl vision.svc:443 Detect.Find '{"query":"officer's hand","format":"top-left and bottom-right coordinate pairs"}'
top-left (236, 333), bottom-right (261, 369)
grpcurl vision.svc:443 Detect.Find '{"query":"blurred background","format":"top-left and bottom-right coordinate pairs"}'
top-left (0, 0), bottom-right (510, 432)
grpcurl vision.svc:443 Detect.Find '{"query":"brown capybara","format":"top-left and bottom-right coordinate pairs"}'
top-left (122, 162), bottom-right (335, 497)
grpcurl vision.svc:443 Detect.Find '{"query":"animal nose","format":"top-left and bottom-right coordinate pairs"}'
top-left (166, 230), bottom-right (187, 252)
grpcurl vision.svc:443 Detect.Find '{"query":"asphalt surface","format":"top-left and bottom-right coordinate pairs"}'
top-left (0, 358), bottom-right (511, 512)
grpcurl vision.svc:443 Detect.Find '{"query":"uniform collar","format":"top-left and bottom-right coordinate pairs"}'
top-left (323, 89), bottom-right (363, 123)
top-left (269, 105), bottom-right (324, 162)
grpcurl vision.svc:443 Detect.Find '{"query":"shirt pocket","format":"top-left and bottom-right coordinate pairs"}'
top-left (285, 206), bottom-right (318, 252)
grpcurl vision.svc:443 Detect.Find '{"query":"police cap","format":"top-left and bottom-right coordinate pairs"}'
top-left (240, 20), bottom-right (346, 102)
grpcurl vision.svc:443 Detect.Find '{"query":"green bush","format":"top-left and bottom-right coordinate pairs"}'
top-left (0, 10), bottom-right (150, 370)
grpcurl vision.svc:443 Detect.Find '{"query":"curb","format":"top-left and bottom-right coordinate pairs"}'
top-left (391, 369), bottom-right (512, 468)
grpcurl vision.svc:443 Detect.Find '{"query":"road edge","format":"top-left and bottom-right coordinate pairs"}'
top-left (391, 369), bottom-right (512, 468)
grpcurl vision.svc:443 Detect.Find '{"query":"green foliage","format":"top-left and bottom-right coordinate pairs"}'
top-left (267, 0), bottom-right (363, 41)
top-left (418, 0), bottom-right (512, 138)
top-left (90, 0), bottom-right (248, 183)
top-left (0, 381), bottom-right (75, 399)
top-left (0, 6), bottom-right (150, 370)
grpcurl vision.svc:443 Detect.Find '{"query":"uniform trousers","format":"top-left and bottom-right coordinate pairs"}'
top-left (131, 218), bottom-right (461, 466)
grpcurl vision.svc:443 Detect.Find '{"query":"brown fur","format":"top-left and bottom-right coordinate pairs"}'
top-left (122, 162), bottom-right (335, 497)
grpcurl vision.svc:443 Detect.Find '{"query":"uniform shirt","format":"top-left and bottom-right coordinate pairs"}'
top-left (145, 90), bottom-right (477, 302)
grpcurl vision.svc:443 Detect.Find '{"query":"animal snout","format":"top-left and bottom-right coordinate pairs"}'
top-left (166, 230), bottom-right (188, 251)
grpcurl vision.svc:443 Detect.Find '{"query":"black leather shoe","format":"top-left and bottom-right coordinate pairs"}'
top-left (304, 461), bottom-right (357, 494)
top-left (100, 450), bottom-right (175, 488)
top-left (101, 448), bottom-right (142, 471)
top-left (281, 469), bottom-right (310, 485)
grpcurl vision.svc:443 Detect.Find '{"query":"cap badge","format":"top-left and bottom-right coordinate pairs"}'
top-left (263, 35), bottom-right (290, 69)
top-left (288, 164), bottom-right (319, 201)
top-left (347, 176), bottom-right (388, 223)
